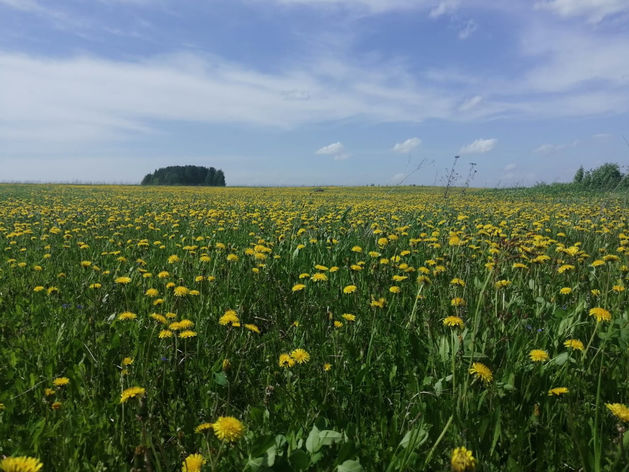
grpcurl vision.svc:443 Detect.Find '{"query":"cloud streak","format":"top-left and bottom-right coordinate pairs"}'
top-left (459, 138), bottom-right (497, 154)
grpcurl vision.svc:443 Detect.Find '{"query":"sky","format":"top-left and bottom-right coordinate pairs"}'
top-left (1, 0), bottom-right (629, 187)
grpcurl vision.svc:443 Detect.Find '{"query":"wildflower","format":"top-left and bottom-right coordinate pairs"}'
top-left (118, 311), bottom-right (137, 321)
top-left (51, 401), bottom-right (62, 410)
top-left (529, 349), bottom-right (549, 362)
top-left (323, 363), bottom-right (332, 371)
top-left (120, 386), bottom-right (145, 403)
top-left (195, 423), bottom-right (213, 433)
top-left (469, 362), bottom-right (492, 383)
top-left (122, 357), bottom-right (134, 366)
top-left (222, 359), bottom-right (231, 371)
top-left (53, 377), bottom-right (70, 387)
top-left (0, 456), bottom-right (44, 472)
top-left (292, 283), bottom-right (306, 292)
top-left (389, 286), bottom-right (401, 293)
top-left (495, 279), bottom-right (511, 288)
top-left (590, 289), bottom-right (601, 297)
top-left (589, 307), bottom-right (611, 322)
top-left (291, 348), bottom-right (310, 364)
top-left (559, 287), bottom-right (572, 295)
top-left (226, 254), bottom-right (239, 262)
top-left (450, 277), bottom-right (465, 286)
top-left (89, 283), bottom-right (101, 289)
top-left (115, 276), bottom-right (131, 284)
top-left (219, 310), bottom-right (239, 326)
top-left (174, 286), bottom-right (189, 297)
top-left (443, 316), bottom-right (464, 328)
top-left (47, 287), bottom-right (59, 295)
top-left (343, 285), bottom-right (357, 294)
top-left (182, 453), bottom-right (205, 472)
top-left (564, 339), bottom-right (584, 351)
top-left (342, 313), bottom-right (356, 322)
top-left (605, 403), bottom-right (629, 422)
top-left (244, 323), bottom-right (260, 334)
top-left (370, 297), bottom-right (386, 308)
top-left (179, 330), bottom-right (197, 339)
top-left (334, 320), bottom-right (344, 328)
top-left (613, 284), bottom-right (625, 293)
top-left (33, 286), bottom-right (45, 292)
top-left (451, 297), bottom-right (465, 307)
top-left (451, 446), bottom-right (476, 471)
top-left (548, 387), bottom-right (569, 396)
top-left (158, 271), bottom-right (170, 278)
top-left (311, 273), bottom-right (328, 282)
top-left (351, 246), bottom-right (362, 253)
top-left (279, 353), bottom-right (295, 368)
top-left (44, 388), bottom-right (55, 396)
top-left (377, 237), bottom-right (389, 247)
top-left (168, 255), bottom-right (180, 263)
top-left (150, 313), bottom-right (168, 324)
top-left (314, 264), bottom-right (329, 271)
top-left (557, 264), bottom-right (575, 273)
top-left (212, 416), bottom-right (245, 442)
top-left (145, 288), bottom-right (159, 297)
top-left (298, 273), bottom-right (310, 279)
top-left (158, 330), bottom-right (173, 338)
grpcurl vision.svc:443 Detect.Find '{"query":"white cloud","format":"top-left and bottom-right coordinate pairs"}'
top-left (504, 163), bottom-right (517, 171)
top-left (534, 0), bottom-right (629, 23)
top-left (316, 142), bottom-right (345, 155)
top-left (393, 137), bottom-right (422, 153)
top-left (459, 138), bottom-right (497, 154)
top-left (533, 140), bottom-right (578, 154)
top-left (458, 95), bottom-right (483, 111)
top-left (458, 19), bottom-right (478, 39)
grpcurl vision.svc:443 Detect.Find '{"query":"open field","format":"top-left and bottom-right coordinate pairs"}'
top-left (1, 184), bottom-right (628, 471)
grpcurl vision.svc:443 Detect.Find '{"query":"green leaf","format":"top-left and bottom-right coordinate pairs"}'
top-left (289, 450), bottom-right (310, 470)
top-left (214, 371), bottom-right (228, 386)
top-left (306, 425), bottom-right (321, 453)
top-left (338, 460), bottom-right (363, 472)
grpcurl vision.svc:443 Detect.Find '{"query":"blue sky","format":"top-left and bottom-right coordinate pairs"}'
top-left (1, 0), bottom-right (628, 186)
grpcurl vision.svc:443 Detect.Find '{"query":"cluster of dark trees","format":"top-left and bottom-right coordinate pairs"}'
top-left (573, 163), bottom-right (629, 190)
top-left (141, 165), bottom-right (226, 186)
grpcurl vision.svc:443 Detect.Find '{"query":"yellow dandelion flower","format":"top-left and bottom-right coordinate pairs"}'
top-left (548, 387), bottom-right (569, 396)
top-left (219, 310), bottom-right (239, 326)
top-left (181, 453), bottom-right (205, 472)
top-left (33, 286), bottom-right (45, 292)
top-left (529, 349), bottom-right (549, 362)
top-left (292, 283), bottom-right (306, 292)
top-left (351, 246), bottom-right (362, 253)
top-left (343, 285), bottom-right (357, 294)
top-left (120, 386), bottom-right (145, 403)
top-left (451, 297), bottom-right (465, 307)
top-left (564, 339), bottom-right (584, 351)
top-left (114, 276), bottom-right (131, 284)
top-left (118, 311), bottom-right (137, 321)
top-left (469, 362), bottom-right (492, 383)
top-left (174, 286), bottom-right (189, 296)
top-left (311, 273), bottom-right (328, 282)
top-left (342, 313), bottom-right (356, 322)
top-left (53, 377), bottom-right (69, 387)
top-left (145, 288), bottom-right (159, 297)
top-left (389, 286), bottom-right (401, 293)
top-left (51, 401), bottom-right (62, 410)
top-left (450, 277), bottom-right (465, 286)
top-left (0, 456), bottom-right (43, 472)
top-left (443, 316), bottom-right (464, 328)
top-left (451, 446), bottom-right (476, 472)
top-left (323, 363), bottom-right (332, 371)
top-left (606, 403), bottom-right (629, 422)
top-left (589, 307), bottom-right (611, 322)
top-left (291, 348), bottom-right (310, 364)
top-left (334, 320), bottom-right (344, 328)
top-left (279, 353), bottom-right (295, 368)
top-left (226, 254), bottom-right (239, 262)
top-left (158, 271), bottom-right (170, 278)
top-left (150, 313), bottom-right (168, 324)
top-left (299, 273), bottom-right (310, 279)
top-left (158, 329), bottom-right (173, 338)
top-left (168, 255), bottom-right (180, 263)
top-left (179, 330), bottom-right (197, 339)
top-left (122, 357), bottom-right (134, 366)
top-left (559, 287), bottom-right (572, 295)
top-left (44, 388), bottom-right (55, 396)
top-left (195, 423), bottom-right (213, 433)
top-left (495, 279), bottom-right (511, 288)
top-left (370, 297), bottom-right (386, 308)
top-left (244, 323), bottom-right (261, 334)
top-left (212, 416), bottom-right (244, 442)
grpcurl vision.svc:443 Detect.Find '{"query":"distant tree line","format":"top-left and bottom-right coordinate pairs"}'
top-left (573, 163), bottom-right (629, 190)
top-left (141, 165), bottom-right (226, 186)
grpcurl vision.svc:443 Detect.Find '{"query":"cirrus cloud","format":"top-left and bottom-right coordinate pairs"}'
top-left (393, 137), bottom-right (421, 153)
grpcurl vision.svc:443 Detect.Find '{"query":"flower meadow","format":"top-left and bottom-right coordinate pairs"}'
top-left (0, 184), bottom-right (628, 471)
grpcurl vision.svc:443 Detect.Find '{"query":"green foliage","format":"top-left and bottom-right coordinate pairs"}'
top-left (141, 165), bottom-right (226, 186)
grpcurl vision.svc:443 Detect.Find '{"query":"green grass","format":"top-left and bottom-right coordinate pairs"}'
top-left (0, 184), bottom-right (628, 471)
